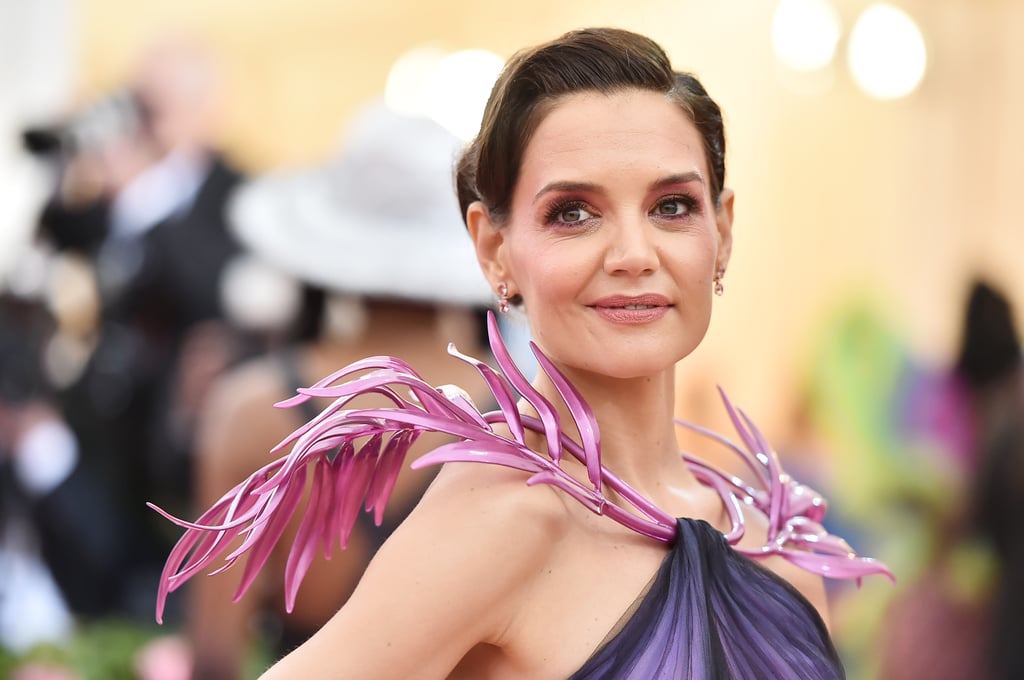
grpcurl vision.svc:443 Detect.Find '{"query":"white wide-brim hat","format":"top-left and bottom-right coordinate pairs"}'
top-left (228, 100), bottom-right (492, 307)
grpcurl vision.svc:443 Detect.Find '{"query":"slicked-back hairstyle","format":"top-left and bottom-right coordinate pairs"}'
top-left (456, 27), bottom-right (728, 225)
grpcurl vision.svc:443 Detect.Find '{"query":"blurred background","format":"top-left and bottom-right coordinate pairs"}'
top-left (1, 0), bottom-right (1022, 678)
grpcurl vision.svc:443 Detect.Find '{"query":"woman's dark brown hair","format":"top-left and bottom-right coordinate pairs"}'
top-left (455, 27), bottom-right (727, 225)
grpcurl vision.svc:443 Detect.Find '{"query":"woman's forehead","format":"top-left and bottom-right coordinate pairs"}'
top-left (517, 90), bottom-right (707, 194)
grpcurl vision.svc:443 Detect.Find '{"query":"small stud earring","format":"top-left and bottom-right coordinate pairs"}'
top-left (497, 282), bottom-right (511, 314)
top-left (713, 269), bottom-right (725, 296)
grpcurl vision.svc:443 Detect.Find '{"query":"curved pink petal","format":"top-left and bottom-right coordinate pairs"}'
top-left (530, 343), bottom-right (603, 488)
top-left (484, 313), bottom-right (563, 463)
top-left (284, 460), bottom-right (333, 611)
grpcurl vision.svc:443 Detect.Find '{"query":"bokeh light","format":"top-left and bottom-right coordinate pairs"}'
top-left (847, 3), bottom-right (927, 100)
top-left (385, 46), bottom-right (504, 141)
top-left (383, 45), bottom-right (448, 117)
top-left (771, 0), bottom-right (843, 72)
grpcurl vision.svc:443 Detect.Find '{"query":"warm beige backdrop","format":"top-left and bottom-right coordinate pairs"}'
top-left (71, 0), bottom-right (1024, 434)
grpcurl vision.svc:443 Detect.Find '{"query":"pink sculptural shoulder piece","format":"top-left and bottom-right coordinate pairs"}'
top-left (150, 313), bottom-right (892, 623)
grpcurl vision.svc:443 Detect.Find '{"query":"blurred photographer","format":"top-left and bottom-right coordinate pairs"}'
top-left (29, 35), bottom-right (251, 621)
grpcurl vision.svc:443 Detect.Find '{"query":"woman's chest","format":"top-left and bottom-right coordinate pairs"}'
top-left (496, 518), bottom-right (672, 678)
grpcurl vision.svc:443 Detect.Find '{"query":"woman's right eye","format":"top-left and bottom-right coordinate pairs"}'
top-left (546, 201), bottom-right (593, 225)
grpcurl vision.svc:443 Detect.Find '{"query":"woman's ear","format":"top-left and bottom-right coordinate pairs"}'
top-left (466, 201), bottom-right (508, 289)
top-left (715, 188), bottom-right (735, 272)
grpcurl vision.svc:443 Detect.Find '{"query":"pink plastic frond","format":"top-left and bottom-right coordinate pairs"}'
top-left (151, 355), bottom-right (479, 620)
top-left (529, 343), bottom-right (602, 488)
top-left (676, 388), bottom-right (895, 583)
top-left (484, 313), bottom-right (563, 464)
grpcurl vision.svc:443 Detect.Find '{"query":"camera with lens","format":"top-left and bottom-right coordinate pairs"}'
top-left (22, 90), bottom-right (149, 157)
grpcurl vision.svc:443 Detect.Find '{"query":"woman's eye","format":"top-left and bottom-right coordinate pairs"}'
top-left (547, 202), bottom-right (594, 225)
top-left (655, 199), bottom-right (690, 216)
top-left (559, 206), bottom-right (591, 223)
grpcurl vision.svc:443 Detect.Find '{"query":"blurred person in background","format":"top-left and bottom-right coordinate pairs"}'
top-left (27, 33), bottom-right (253, 620)
top-left (793, 298), bottom-right (964, 678)
top-left (0, 294), bottom-right (77, 649)
top-left (956, 280), bottom-right (1024, 680)
top-left (0, 5), bottom-right (100, 674)
top-left (974, 415), bottom-right (1024, 680)
top-left (179, 101), bottom-right (495, 679)
top-left (0, 289), bottom-right (129, 680)
top-left (873, 278), bottom-right (1022, 680)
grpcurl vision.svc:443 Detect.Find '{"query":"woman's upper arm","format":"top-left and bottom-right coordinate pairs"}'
top-left (259, 465), bottom-right (558, 679)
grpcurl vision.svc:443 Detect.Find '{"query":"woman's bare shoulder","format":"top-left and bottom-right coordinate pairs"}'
top-left (405, 458), bottom-right (573, 562)
top-left (259, 460), bottom-right (572, 679)
top-left (373, 458), bottom-right (576, 629)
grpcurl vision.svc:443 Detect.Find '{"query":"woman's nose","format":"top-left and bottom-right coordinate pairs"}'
top-left (603, 215), bottom-right (659, 276)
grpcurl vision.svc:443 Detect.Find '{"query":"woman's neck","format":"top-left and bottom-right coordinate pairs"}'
top-left (526, 364), bottom-right (696, 498)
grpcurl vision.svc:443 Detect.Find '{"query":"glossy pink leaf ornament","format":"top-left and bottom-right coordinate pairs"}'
top-left (150, 313), bottom-right (891, 623)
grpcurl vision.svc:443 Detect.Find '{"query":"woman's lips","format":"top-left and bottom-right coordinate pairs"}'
top-left (590, 295), bottom-right (672, 324)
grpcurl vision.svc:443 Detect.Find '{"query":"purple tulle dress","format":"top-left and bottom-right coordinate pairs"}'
top-left (151, 314), bottom-right (889, 679)
top-left (570, 518), bottom-right (842, 679)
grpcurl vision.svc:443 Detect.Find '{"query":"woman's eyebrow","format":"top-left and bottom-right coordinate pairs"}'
top-left (651, 172), bottom-right (705, 190)
top-left (532, 180), bottom-right (603, 204)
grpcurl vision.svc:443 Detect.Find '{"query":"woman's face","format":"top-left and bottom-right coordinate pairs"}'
top-left (472, 88), bottom-right (733, 381)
